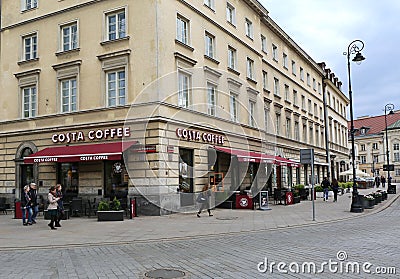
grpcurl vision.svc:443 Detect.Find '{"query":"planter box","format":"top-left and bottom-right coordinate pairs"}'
top-left (316, 192), bottom-right (324, 198)
top-left (97, 210), bottom-right (124, 221)
top-left (362, 198), bottom-right (375, 209)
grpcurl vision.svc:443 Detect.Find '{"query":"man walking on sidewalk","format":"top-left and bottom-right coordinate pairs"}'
top-left (322, 177), bottom-right (331, 202)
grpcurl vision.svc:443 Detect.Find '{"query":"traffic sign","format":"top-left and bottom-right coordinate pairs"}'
top-left (300, 149), bottom-right (314, 164)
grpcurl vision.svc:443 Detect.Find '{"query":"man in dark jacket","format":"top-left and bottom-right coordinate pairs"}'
top-left (29, 183), bottom-right (38, 224)
top-left (321, 177), bottom-right (331, 202)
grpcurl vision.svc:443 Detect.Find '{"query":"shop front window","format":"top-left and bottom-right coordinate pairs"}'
top-left (105, 161), bottom-right (128, 199)
top-left (179, 148), bottom-right (193, 206)
top-left (58, 163), bottom-right (79, 199)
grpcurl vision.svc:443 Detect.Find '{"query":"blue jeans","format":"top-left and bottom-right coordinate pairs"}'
top-left (31, 205), bottom-right (39, 221)
top-left (22, 206), bottom-right (33, 224)
top-left (323, 188), bottom-right (329, 200)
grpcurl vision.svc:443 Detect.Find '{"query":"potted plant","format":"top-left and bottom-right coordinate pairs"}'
top-left (293, 190), bottom-right (301, 203)
top-left (294, 184), bottom-right (308, 200)
top-left (97, 197), bottom-right (124, 221)
top-left (314, 185), bottom-right (324, 198)
top-left (362, 195), bottom-right (375, 209)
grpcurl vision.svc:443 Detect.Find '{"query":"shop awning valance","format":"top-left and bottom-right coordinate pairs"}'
top-left (213, 146), bottom-right (300, 167)
top-left (24, 141), bottom-right (137, 164)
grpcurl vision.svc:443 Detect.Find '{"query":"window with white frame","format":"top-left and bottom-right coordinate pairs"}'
top-left (312, 78), bottom-right (316, 90)
top-left (178, 71), bottom-right (190, 108)
top-left (360, 155), bottom-right (366, 164)
top-left (294, 121), bottom-right (299, 141)
top-left (292, 60), bottom-right (296, 75)
top-left (60, 22), bottom-right (78, 52)
top-left (286, 118), bottom-right (291, 139)
top-left (300, 67), bottom-right (304, 81)
top-left (272, 44), bottom-right (278, 61)
top-left (176, 15), bottom-right (189, 45)
top-left (207, 83), bottom-right (216, 116)
top-left (283, 53), bottom-right (288, 69)
top-left (61, 78), bottom-right (77, 113)
top-left (246, 58), bottom-right (254, 80)
top-left (107, 70), bottom-right (126, 107)
top-left (22, 33), bottom-right (37, 61)
top-left (106, 9), bottom-right (126, 41)
top-left (284, 85), bottom-right (289, 101)
top-left (249, 100), bottom-right (255, 127)
top-left (22, 0), bottom-right (37, 11)
top-left (245, 18), bottom-right (253, 39)
top-left (301, 95), bottom-right (305, 110)
top-left (22, 86), bottom-right (37, 118)
top-left (396, 168), bottom-right (400, 176)
top-left (293, 90), bottom-right (297, 105)
top-left (372, 142), bottom-right (378, 150)
top-left (261, 35), bottom-right (267, 53)
top-left (273, 78), bottom-right (279, 96)
top-left (394, 143), bottom-right (399, 150)
top-left (262, 71), bottom-right (268, 90)
top-left (276, 113), bottom-right (281, 135)
top-left (314, 103), bottom-right (318, 116)
top-left (264, 107), bottom-right (269, 131)
top-left (230, 93), bottom-right (238, 122)
top-left (394, 152), bottom-right (400, 162)
top-left (205, 32), bottom-right (215, 58)
top-left (308, 99), bottom-right (312, 114)
top-left (309, 126), bottom-right (314, 145)
top-left (320, 107), bottom-right (323, 120)
top-left (318, 82), bottom-right (321, 94)
top-left (315, 127), bottom-right (319, 146)
top-left (204, 0), bottom-right (214, 10)
top-left (226, 3), bottom-right (236, 25)
top-left (307, 73), bottom-right (311, 86)
top-left (228, 46), bottom-right (236, 70)
top-left (373, 155), bottom-right (379, 163)
top-left (303, 124), bottom-right (307, 142)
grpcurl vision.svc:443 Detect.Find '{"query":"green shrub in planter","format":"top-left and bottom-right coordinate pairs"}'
top-left (314, 185), bottom-right (323, 192)
top-left (98, 200), bottom-right (110, 211)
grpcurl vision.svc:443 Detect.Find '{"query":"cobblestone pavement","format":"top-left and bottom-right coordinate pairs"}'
top-left (0, 196), bottom-right (399, 278)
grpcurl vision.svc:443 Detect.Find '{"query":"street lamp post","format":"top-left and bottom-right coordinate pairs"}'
top-left (384, 103), bottom-right (395, 193)
top-left (344, 39), bottom-right (366, 213)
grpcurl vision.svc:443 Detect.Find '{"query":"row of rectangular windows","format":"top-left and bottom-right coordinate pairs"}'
top-left (20, 9), bottom-right (126, 62)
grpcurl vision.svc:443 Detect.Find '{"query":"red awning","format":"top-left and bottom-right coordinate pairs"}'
top-left (24, 141), bottom-right (137, 163)
top-left (213, 146), bottom-right (275, 163)
top-left (214, 146), bottom-right (299, 167)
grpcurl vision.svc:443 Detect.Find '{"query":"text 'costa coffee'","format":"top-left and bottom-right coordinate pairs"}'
top-left (176, 128), bottom-right (224, 145)
top-left (52, 127), bottom-right (130, 143)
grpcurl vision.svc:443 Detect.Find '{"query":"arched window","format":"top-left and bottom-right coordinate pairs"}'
top-left (20, 147), bottom-right (33, 159)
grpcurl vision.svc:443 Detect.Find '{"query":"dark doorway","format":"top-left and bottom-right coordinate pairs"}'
top-left (179, 148), bottom-right (193, 206)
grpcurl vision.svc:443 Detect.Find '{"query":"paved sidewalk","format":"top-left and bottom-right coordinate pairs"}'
top-left (0, 187), bottom-right (398, 250)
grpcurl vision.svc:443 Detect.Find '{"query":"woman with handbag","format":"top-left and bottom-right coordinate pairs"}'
top-left (196, 184), bottom-right (213, 218)
top-left (47, 186), bottom-right (60, 230)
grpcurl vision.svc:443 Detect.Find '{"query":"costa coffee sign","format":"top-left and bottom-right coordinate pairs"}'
top-left (176, 128), bottom-right (224, 145)
top-left (52, 127), bottom-right (131, 143)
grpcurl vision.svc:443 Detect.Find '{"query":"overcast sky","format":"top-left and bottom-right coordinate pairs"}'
top-left (259, 0), bottom-right (400, 119)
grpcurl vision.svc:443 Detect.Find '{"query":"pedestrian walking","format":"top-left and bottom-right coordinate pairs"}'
top-left (381, 176), bottom-right (386, 188)
top-left (21, 185), bottom-right (33, 226)
top-left (375, 176), bottom-right (380, 188)
top-left (321, 177), bottom-right (330, 202)
top-left (196, 184), bottom-right (213, 218)
top-left (29, 183), bottom-right (38, 224)
top-left (47, 186), bottom-right (60, 230)
top-left (55, 184), bottom-right (64, 227)
top-left (331, 178), bottom-right (339, 202)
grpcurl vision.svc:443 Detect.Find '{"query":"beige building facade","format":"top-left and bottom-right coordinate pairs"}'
top-left (0, 0), bottom-right (349, 215)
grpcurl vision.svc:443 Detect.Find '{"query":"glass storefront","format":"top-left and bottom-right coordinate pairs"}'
top-left (104, 161), bottom-right (128, 199)
top-left (58, 163), bottom-right (79, 201)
